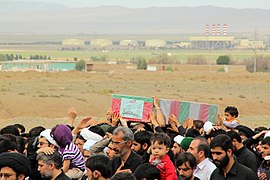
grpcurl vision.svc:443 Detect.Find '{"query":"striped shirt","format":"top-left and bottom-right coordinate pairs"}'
top-left (61, 142), bottom-right (86, 171)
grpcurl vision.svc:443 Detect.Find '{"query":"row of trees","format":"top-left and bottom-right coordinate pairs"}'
top-left (0, 54), bottom-right (51, 61)
top-left (0, 54), bottom-right (23, 61)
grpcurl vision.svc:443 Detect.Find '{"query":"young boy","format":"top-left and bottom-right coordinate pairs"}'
top-left (223, 106), bottom-right (240, 129)
top-left (149, 133), bottom-right (178, 180)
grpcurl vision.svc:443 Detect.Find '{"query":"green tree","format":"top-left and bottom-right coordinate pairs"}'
top-left (75, 59), bottom-right (86, 71)
top-left (216, 55), bottom-right (230, 65)
top-left (0, 54), bottom-right (8, 61)
top-left (136, 57), bottom-right (147, 70)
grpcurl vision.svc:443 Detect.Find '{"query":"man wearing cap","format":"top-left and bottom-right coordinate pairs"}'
top-left (37, 129), bottom-right (58, 150)
top-left (180, 137), bottom-right (194, 152)
top-left (0, 152), bottom-right (31, 180)
top-left (172, 135), bottom-right (184, 159)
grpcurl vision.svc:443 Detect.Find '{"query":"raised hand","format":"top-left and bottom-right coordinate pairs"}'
top-left (111, 112), bottom-right (121, 127)
top-left (67, 107), bottom-right (77, 126)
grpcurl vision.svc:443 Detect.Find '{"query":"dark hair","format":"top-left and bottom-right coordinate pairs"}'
top-left (134, 131), bottom-right (151, 147)
top-left (14, 124), bottom-right (26, 133)
top-left (224, 106), bottom-right (239, 118)
top-left (176, 152), bottom-right (196, 170)
top-left (210, 134), bottom-right (233, 152)
top-left (110, 172), bottom-right (136, 180)
top-left (235, 125), bottom-right (255, 139)
top-left (193, 120), bottom-right (204, 130)
top-left (207, 129), bottom-right (226, 139)
top-left (29, 126), bottom-right (45, 138)
top-left (85, 155), bottom-right (111, 178)
top-left (254, 127), bottom-right (268, 133)
top-left (76, 134), bottom-right (87, 142)
top-left (0, 125), bottom-right (20, 136)
top-left (0, 136), bottom-right (16, 153)
top-left (134, 163), bottom-right (160, 180)
top-left (89, 125), bottom-right (105, 137)
top-left (186, 128), bottom-right (200, 138)
top-left (195, 137), bottom-right (211, 158)
top-left (226, 130), bottom-right (242, 143)
top-left (36, 151), bottom-right (63, 169)
top-left (107, 126), bottom-right (117, 134)
top-left (261, 137), bottom-right (270, 146)
top-left (16, 136), bottom-right (26, 153)
top-left (150, 133), bottom-right (171, 147)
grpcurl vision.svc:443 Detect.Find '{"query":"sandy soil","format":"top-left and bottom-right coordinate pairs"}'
top-left (0, 64), bottom-right (269, 129)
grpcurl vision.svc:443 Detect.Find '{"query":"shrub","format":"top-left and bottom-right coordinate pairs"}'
top-left (216, 55), bottom-right (230, 65)
top-left (75, 59), bottom-right (86, 71)
top-left (136, 57), bottom-right (147, 70)
top-left (0, 54), bottom-right (8, 61)
top-left (149, 53), bottom-right (174, 64)
top-left (91, 55), bottom-right (107, 61)
top-left (166, 66), bottom-right (173, 71)
top-left (186, 55), bottom-right (207, 65)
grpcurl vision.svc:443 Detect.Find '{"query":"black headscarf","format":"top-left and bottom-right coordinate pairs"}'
top-left (0, 152), bottom-right (31, 177)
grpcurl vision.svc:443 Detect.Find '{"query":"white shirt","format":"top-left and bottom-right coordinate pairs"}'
top-left (194, 158), bottom-right (216, 180)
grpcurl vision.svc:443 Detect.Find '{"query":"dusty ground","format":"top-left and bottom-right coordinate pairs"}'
top-left (0, 64), bottom-right (269, 130)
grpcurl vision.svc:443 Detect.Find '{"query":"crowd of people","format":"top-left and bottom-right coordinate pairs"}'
top-left (0, 97), bottom-right (269, 180)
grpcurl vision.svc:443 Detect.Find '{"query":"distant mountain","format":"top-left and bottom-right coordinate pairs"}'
top-left (0, 4), bottom-right (269, 34)
top-left (0, 1), bottom-right (68, 13)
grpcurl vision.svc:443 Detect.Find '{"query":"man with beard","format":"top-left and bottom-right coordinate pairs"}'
top-left (210, 134), bottom-right (258, 180)
top-left (132, 130), bottom-right (151, 156)
top-left (226, 130), bottom-right (259, 173)
top-left (176, 152), bottom-right (200, 180)
top-left (37, 151), bottom-right (71, 180)
top-left (111, 126), bottom-right (142, 175)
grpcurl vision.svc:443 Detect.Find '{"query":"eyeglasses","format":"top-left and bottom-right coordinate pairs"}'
top-left (110, 140), bottom-right (127, 145)
top-left (0, 173), bottom-right (16, 179)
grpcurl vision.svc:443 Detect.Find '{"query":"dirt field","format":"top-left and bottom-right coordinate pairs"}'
top-left (0, 64), bottom-right (269, 130)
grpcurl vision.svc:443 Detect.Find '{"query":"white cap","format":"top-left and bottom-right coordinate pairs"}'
top-left (39, 129), bottom-right (58, 146)
top-left (83, 139), bottom-right (97, 150)
top-left (174, 135), bottom-right (185, 145)
top-left (264, 131), bottom-right (270, 138)
top-left (80, 128), bottom-right (103, 142)
top-left (203, 121), bottom-right (214, 132)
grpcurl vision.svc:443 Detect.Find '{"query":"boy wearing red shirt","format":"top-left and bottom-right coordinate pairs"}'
top-left (150, 133), bottom-right (178, 180)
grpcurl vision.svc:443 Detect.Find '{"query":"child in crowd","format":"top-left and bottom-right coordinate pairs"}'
top-left (149, 133), bottom-right (178, 180)
top-left (51, 124), bottom-right (85, 179)
top-left (223, 106), bottom-right (240, 129)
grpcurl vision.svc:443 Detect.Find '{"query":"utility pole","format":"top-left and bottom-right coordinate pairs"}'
top-left (253, 48), bottom-right (257, 73)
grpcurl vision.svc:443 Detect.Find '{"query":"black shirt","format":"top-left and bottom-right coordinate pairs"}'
top-left (234, 146), bottom-right (259, 173)
top-left (112, 150), bottom-right (142, 175)
top-left (55, 170), bottom-right (71, 180)
top-left (210, 160), bottom-right (259, 180)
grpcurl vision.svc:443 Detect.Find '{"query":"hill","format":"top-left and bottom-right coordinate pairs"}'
top-left (0, 3), bottom-right (269, 34)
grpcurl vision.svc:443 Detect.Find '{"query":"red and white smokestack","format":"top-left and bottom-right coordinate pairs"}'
top-left (212, 24), bottom-right (216, 36)
top-left (205, 24), bottom-right (209, 36)
top-left (223, 24), bottom-right (227, 36)
top-left (217, 24), bottom-right (220, 36)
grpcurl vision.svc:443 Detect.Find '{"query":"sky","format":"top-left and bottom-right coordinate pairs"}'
top-left (5, 0), bottom-right (270, 9)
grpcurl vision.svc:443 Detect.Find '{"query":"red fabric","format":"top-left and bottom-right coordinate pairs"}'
top-left (150, 154), bottom-right (178, 180)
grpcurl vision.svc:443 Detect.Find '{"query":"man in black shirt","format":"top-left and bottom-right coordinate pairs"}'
top-left (111, 126), bottom-right (142, 175)
top-left (226, 130), bottom-right (259, 173)
top-left (210, 134), bottom-right (258, 180)
top-left (37, 151), bottom-right (71, 180)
